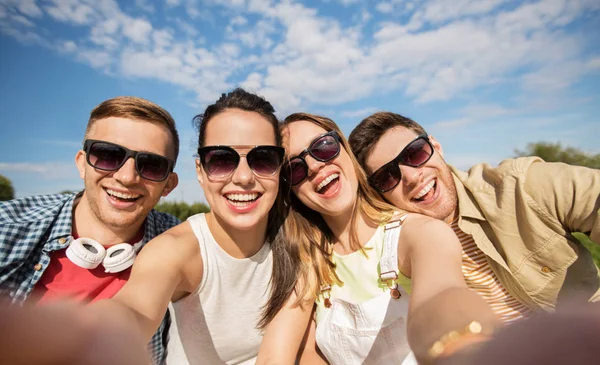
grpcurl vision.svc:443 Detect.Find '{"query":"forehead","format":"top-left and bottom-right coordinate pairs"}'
top-left (88, 117), bottom-right (174, 158)
top-left (365, 126), bottom-right (420, 173)
top-left (204, 109), bottom-right (276, 146)
top-left (284, 120), bottom-right (328, 155)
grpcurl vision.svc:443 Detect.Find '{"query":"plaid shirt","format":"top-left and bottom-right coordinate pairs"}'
top-left (0, 192), bottom-right (181, 364)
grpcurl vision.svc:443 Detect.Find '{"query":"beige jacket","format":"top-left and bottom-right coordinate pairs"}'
top-left (450, 157), bottom-right (600, 312)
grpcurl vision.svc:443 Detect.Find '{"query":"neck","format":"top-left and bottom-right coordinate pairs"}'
top-left (72, 194), bottom-right (144, 246)
top-left (444, 208), bottom-right (459, 225)
top-left (322, 203), bottom-right (375, 255)
top-left (205, 212), bottom-right (268, 259)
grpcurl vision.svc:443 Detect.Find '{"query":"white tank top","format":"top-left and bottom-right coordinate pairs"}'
top-left (166, 213), bottom-right (273, 365)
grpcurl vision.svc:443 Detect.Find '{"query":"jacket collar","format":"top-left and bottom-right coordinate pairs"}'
top-left (449, 165), bottom-right (486, 221)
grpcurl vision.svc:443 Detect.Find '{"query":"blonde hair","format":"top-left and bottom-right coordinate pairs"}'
top-left (281, 112), bottom-right (399, 303)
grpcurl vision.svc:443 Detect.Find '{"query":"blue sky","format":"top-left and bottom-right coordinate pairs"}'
top-left (1, 0), bottom-right (599, 204)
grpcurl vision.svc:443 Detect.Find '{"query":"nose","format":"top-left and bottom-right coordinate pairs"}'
top-left (399, 164), bottom-right (423, 186)
top-left (305, 155), bottom-right (325, 177)
top-left (112, 157), bottom-right (140, 185)
top-left (231, 157), bottom-right (255, 186)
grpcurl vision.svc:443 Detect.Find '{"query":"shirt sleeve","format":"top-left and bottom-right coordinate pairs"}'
top-left (523, 160), bottom-right (600, 244)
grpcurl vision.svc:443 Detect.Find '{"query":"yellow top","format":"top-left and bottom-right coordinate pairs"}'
top-left (315, 224), bottom-right (411, 324)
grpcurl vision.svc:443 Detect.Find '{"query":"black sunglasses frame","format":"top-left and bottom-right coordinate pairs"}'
top-left (284, 130), bottom-right (342, 186)
top-left (369, 134), bottom-right (434, 193)
top-left (83, 139), bottom-right (175, 182)
top-left (196, 145), bottom-right (285, 179)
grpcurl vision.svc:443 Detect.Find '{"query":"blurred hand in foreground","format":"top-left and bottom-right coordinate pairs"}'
top-left (438, 302), bottom-right (600, 365)
top-left (0, 301), bottom-right (150, 365)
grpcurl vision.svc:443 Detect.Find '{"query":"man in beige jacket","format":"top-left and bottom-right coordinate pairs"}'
top-left (349, 112), bottom-right (599, 317)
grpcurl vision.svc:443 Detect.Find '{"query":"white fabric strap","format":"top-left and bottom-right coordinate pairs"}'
top-left (379, 213), bottom-right (407, 281)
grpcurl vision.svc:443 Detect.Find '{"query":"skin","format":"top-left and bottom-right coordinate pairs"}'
top-left (74, 116), bottom-right (178, 245)
top-left (364, 126), bottom-right (457, 224)
top-left (94, 109), bottom-right (311, 365)
top-left (0, 302), bottom-right (150, 365)
top-left (284, 121), bottom-right (492, 363)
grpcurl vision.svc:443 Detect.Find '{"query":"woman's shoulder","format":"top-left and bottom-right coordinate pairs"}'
top-left (398, 213), bottom-right (455, 241)
top-left (149, 220), bottom-right (199, 252)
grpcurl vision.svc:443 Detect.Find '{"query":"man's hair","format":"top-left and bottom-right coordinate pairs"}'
top-left (349, 112), bottom-right (426, 173)
top-left (85, 96), bottom-right (180, 162)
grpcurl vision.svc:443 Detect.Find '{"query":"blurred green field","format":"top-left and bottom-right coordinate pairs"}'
top-left (574, 232), bottom-right (600, 268)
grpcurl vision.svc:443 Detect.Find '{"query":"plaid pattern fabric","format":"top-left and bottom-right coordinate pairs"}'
top-left (0, 192), bottom-right (181, 364)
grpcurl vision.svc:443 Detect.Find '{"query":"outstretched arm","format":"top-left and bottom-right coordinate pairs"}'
top-left (257, 287), bottom-right (317, 365)
top-left (0, 302), bottom-right (150, 365)
top-left (399, 214), bottom-right (499, 364)
top-left (91, 222), bottom-right (201, 341)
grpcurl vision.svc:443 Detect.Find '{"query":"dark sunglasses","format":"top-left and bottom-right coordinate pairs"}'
top-left (283, 131), bottom-right (341, 186)
top-left (197, 145), bottom-right (285, 179)
top-left (369, 134), bottom-right (434, 193)
top-left (83, 139), bottom-right (175, 182)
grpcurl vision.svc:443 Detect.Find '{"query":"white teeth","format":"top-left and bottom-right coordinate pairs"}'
top-left (415, 180), bottom-right (435, 200)
top-left (225, 193), bottom-right (259, 202)
top-left (106, 189), bottom-right (140, 200)
top-left (316, 173), bottom-right (339, 192)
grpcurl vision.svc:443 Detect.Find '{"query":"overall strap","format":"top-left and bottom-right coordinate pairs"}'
top-left (379, 212), bottom-right (408, 282)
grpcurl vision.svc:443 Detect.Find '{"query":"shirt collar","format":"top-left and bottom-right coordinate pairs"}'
top-left (449, 165), bottom-right (486, 221)
top-left (47, 190), bottom-right (156, 244)
top-left (45, 191), bottom-right (81, 243)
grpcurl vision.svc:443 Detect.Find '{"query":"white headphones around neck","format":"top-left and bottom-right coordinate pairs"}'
top-left (65, 237), bottom-right (143, 273)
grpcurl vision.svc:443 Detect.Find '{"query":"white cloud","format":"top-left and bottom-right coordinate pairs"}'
top-left (587, 57), bottom-right (600, 70)
top-left (59, 40), bottom-right (78, 53)
top-left (1, 0), bottom-right (597, 114)
top-left (45, 0), bottom-right (97, 25)
top-left (431, 118), bottom-right (474, 129)
top-left (0, 162), bottom-right (78, 179)
top-left (122, 17), bottom-right (153, 44)
top-left (77, 49), bottom-right (112, 68)
top-left (135, 0), bottom-right (155, 13)
top-left (230, 15), bottom-right (247, 26)
top-left (521, 60), bottom-right (588, 92)
top-left (375, 2), bottom-right (394, 14)
top-left (341, 107), bottom-right (378, 118)
top-left (0, 0), bottom-right (43, 18)
top-left (409, 0), bottom-right (507, 27)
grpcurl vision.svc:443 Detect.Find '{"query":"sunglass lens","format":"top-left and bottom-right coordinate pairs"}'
top-left (137, 154), bottom-right (170, 181)
top-left (372, 165), bottom-right (400, 192)
top-left (203, 149), bottom-right (238, 177)
top-left (247, 148), bottom-right (282, 177)
top-left (311, 135), bottom-right (339, 161)
top-left (88, 142), bottom-right (126, 170)
top-left (403, 138), bottom-right (433, 166)
top-left (289, 159), bottom-right (308, 185)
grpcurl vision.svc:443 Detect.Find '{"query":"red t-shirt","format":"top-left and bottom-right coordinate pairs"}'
top-left (34, 231), bottom-right (143, 305)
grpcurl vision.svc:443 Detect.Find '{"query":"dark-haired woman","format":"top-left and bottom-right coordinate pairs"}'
top-left (95, 89), bottom-right (311, 365)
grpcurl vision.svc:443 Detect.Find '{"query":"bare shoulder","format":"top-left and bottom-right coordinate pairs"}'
top-left (401, 213), bottom-right (452, 236)
top-left (141, 221), bottom-right (200, 263)
top-left (399, 213), bottom-right (459, 251)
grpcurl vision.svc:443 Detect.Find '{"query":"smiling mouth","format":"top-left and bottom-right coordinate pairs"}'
top-left (413, 179), bottom-right (436, 202)
top-left (105, 188), bottom-right (141, 202)
top-left (316, 173), bottom-right (339, 194)
top-left (225, 193), bottom-right (261, 207)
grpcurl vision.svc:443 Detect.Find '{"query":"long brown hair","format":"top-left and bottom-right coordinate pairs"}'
top-left (193, 88), bottom-right (298, 329)
top-left (281, 113), bottom-right (398, 302)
